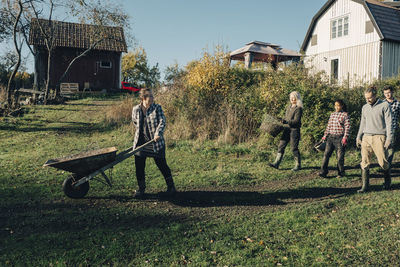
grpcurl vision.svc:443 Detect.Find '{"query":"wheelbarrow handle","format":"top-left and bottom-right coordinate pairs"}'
top-left (131, 139), bottom-right (156, 153)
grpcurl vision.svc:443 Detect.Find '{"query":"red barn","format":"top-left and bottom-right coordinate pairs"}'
top-left (29, 18), bottom-right (127, 91)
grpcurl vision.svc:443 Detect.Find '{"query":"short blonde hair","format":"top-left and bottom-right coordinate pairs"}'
top-left (290, 91), bottom-right (303, 108)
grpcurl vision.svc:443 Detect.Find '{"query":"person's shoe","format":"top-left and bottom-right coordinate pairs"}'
top-left (336, 172), bottom-right (345, 178)
top-left (160, 176), bottom-right (177, 197)
top-left (269, 153), bottom-right (283, 169)
top-left (166, 184), bottom-right (177, 196)
top-left (318, 171), bottom-right (328, 178)
top-left (357, 169), bottom-right (370, 193)
top-left (134, 189), bottom-right (145, 199)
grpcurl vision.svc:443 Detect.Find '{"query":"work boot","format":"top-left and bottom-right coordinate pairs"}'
top-left (134, 179), bottom-right (146, 199)
top-left (383, 169), bottom-right (391, 190)
top-left (292, 156), bottom-right (301, 171)
top-left (357, 169), bottom-right (370, 193)
top-left (163, 176), bottom-right (177, 197)
top-left (269, 153), bottom-right (283, 169)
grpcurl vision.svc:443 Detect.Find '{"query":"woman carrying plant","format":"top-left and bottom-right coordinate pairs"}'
top-left (269, 91), bottom-right (303, 171)
top-left (319, 99), bottom-right (350, 178)
top-left (131, 88), bottom-right (176, 198)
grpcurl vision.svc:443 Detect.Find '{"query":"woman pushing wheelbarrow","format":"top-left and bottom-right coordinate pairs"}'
top-left (132, 88), bottom-right (177, 198)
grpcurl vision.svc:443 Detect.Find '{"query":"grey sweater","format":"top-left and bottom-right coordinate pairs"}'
top-left (357, 99), bottom-right (393, 141)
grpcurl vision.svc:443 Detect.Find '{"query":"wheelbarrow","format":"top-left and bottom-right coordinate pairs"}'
top-left (43, 140), bottom-right (155, 198)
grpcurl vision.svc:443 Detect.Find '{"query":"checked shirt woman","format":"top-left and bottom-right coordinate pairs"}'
top-left (319, 100), bottom-right (351, 178)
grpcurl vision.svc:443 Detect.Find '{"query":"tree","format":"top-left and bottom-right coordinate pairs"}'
top-left (2, 0), bottom-right (25, 108)
top-left (0, 6), bottom-right (13, 42)
top-left (122, 47), bottom-right (160, 88)
top-left (164, 63), bottom-right (185, 84)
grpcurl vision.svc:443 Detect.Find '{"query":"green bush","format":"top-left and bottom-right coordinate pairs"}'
top-left (116, 47), bottom-right (399, 151)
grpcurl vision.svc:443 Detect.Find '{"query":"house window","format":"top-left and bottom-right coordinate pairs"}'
top-left (331, 59), bottom-right (339, 83)
top-left (100, 61), bottom-right (112, 68)
top-left (311, 34), bottom-right (318, 46)
top-left (331, 16), bottom-right (349, 39)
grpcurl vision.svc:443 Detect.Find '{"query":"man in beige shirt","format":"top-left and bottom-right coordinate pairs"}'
top-left (356, 86), bottom-right (393, 193)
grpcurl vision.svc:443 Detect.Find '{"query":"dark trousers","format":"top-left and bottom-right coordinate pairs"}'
top-left (321, 135), bottom-right (345, 175)
top-left (134, 156), bottom-right (172, 190)
top-left (277, 128), bottom-right (300, 158)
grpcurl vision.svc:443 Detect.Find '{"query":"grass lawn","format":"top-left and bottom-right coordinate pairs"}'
top-left (1, 96), bottom-right (400, 266)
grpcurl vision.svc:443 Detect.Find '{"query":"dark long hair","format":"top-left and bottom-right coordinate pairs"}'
top-left (335, 99), bottom-right (347, 112)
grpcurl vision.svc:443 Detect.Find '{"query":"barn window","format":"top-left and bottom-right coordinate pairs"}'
top-left (365, 21), bottom-right (374, 34)
top-left (331, 16), bottom-right (349, 39)
top-left (344, 17), bottom-right (349, 36)
top-left (311, 35), bottom-right (318, 46)
top-left (100, 61), bottom-right (112, 68)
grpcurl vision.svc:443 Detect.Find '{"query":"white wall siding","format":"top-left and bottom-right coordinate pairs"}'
top-left (306, 0), bottom-right (380, 55)
top-left (306, 0), bottom-right (380, 54)
top-left (305, 41), bottom-right (381, 87)
top-left (382, 41), bottom-right (400, 79)
top-left (304, 0), bottom-right (382, 86)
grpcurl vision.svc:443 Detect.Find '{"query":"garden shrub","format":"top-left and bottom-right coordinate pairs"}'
top-left (108, 46), bottom-right (399, 151)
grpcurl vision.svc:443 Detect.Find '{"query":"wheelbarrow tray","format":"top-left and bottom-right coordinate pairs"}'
top-left (44, 147), bottom-right (118, 175)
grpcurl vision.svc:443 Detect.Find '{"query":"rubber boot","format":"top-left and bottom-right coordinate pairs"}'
top-left (164, 176), bottom-right (177, 197)
top-left (292, 156), bottom-right (301, 171)
top-left (269, 153), bottom-right (283, 169)
top-left (357, 169), bottom-right (370, 193)
top-left (383, 169), bottom-right (391, 190)
top-left (134, 179), bottom-right (146, 199)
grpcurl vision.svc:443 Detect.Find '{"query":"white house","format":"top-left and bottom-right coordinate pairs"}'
top-left (302, 0), bottom-right (400, 86)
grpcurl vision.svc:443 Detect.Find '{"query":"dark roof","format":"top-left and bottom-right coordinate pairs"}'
top-left (29, 18), bottom-right (127, 52)
top-left (230, 41), bottom-right (301, 62)
top-left (365, 1), bottom-right (400, 42)
top-left (301, 0), bottom-right (400, 51)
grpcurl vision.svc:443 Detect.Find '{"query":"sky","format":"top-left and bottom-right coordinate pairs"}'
top-left (1, 0), bottom-right (328, 80)
top-left (122, 0), bottom-right (327, 79)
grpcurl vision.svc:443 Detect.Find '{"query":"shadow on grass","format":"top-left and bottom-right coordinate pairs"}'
top-left (0, 122), bottom-right (112, 134)
top-left (166, 186), bottom-right (360, 208)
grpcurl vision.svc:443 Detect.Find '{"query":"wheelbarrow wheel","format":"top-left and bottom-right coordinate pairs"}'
top-left (62, 175), bottom-right (89, 199)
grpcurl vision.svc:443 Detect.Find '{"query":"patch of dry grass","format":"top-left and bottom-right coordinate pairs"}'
top-left (104, 96), bottom-right (137, 126)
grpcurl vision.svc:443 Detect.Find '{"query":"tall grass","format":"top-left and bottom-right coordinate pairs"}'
top-left (104, 96), bottom-right (137, 126)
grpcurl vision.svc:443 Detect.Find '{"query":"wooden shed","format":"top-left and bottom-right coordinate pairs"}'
top-left (29, 18), bottom-right (127, 91)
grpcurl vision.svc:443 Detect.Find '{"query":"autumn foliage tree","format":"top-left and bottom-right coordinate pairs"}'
top-left (121, 47), bottom-right (160, 88)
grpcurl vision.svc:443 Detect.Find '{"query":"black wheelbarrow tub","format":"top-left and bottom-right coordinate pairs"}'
top-left (43, 147), bottom-right (118, 175)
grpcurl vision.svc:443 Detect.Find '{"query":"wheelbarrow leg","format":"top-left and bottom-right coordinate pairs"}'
top-left (100, 171), bottom-right (112, 187)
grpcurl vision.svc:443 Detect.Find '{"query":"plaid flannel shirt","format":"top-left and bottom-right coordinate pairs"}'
top-left (385, 98), bottom-right (400, 131)
top-left (132, 103), bottom-right (166, 152)
top-left (323, 111), bottom-right (351, 139)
